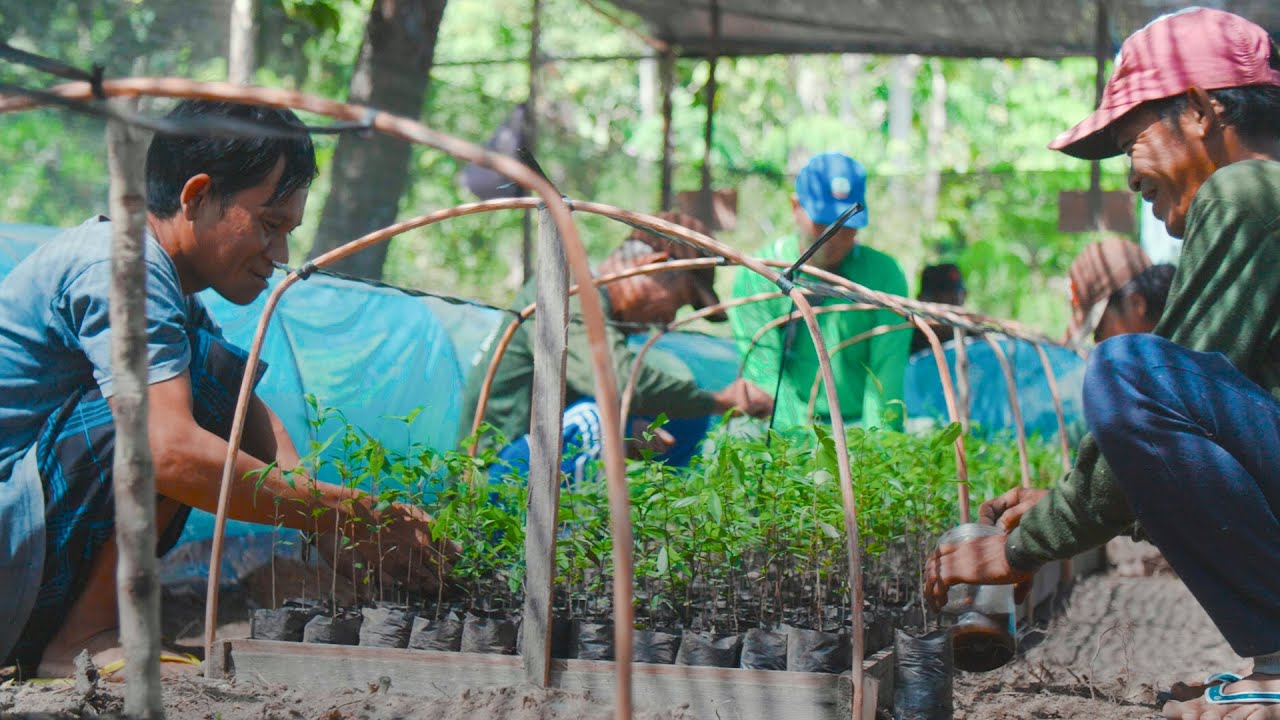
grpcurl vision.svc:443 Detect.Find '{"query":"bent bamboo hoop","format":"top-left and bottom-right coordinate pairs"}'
top-left (803, 322), bottom-right (917, 422)
top-left (908, 318), bottom-right (971, 523)
top-left (467, 255), bottom-right (722, 459)
top-left (953, 327), bottom-right (970, 432)
top-left (618, 290), bottom-right (784, 425)
top-left (981, 335), bottom-right (1032, 489)
top-left (737, 303), bottom-right (879, 378)
top-left (0, 80), bottom-right (637, 717)
top-left (0, 82), bottom-right (1080, 720)
top-left (1033, 342), bottom-right (1073, 474)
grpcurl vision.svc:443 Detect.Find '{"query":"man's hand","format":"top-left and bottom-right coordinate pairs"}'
top-left (318, 499), bottom-right (459, 596)
top-left (979, 487), bottom-right (1050, 532)
top-left (712, 378), bottom-right (775, 419)
top-left (923, 533), bottom-right (1034, 612)
top-left (627, 418), bottom-right (676, 459)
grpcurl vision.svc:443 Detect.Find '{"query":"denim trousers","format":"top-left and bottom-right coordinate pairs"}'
top-left (1085, 334), bottom-right (1280, 657)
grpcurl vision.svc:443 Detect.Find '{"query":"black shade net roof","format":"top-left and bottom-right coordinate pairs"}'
top-left (607, 0), bottom-right (1280, 59)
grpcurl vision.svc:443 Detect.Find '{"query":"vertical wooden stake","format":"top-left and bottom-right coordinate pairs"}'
top-left (521, 206), bottom-right (569, 686)
top-left (106, 101), bottom-right (164, 719)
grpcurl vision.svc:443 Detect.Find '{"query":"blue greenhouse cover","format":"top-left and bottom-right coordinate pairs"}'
top-left (905, 336), bottom-right (1085, 440)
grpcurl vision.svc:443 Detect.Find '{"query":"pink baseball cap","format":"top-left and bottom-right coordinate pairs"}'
top-left (1050, 7), bottom-right (1280, 160)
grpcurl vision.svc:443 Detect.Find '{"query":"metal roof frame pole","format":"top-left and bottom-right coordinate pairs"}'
top-left (105, 97), bottom-right (164, 719)
top-left (698, 0), bottom-right (720, 227)
top-left (1088, 0), bottom-right (1109, 230)
top-left (522, 0), bottom-right (542, 284)
top-left (659, 50), bottom-right (675, 211)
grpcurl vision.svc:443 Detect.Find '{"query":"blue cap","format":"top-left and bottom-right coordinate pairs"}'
top-left (794, 152), bottom-right (869, 229)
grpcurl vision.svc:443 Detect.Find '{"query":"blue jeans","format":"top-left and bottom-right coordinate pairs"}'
top-left (491, 399), bottom-right (711, 484)
top-left (1084, 334), bottom-right (1280, 658)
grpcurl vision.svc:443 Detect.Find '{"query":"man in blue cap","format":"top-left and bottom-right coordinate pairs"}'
top-left (728, 152), bottom-right (911, 429)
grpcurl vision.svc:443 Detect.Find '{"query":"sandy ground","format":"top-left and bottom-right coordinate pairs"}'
top-left (0, 543), bottom-right (1238, 720)
top-left (954, 572), bottom-right (1239, 719)
top-left (0, 679), bottom-right (695, 719)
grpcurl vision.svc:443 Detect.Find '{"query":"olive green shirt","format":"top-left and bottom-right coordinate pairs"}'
top-left (1007, 160), bottom-right (1280, 570)
top-left (458, 278), bottom-right (717, 450)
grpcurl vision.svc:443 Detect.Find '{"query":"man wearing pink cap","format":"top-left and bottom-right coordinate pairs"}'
top-left (925, 7), bottom-right (1280, 716)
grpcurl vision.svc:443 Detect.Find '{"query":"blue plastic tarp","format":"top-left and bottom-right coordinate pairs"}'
top-left (904, 336), bottom-right (1085, 440)
top-left (0, 223), bottom-right (465, 548)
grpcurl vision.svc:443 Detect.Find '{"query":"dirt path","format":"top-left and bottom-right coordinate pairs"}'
top-left (954, 573), bottom-right (1239, 719)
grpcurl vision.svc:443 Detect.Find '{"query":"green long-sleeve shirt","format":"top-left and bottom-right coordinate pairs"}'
top-left (458, 278), bottom-right (717, 451)
top-left (1007, 159), bottom-right (1280, 570)
top-left (728, 236), bottom-right (911, 430)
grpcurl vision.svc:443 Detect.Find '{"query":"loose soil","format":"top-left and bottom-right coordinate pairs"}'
top-left (0, 547), bottom-right (1237, 719)
top-left (0, 679), bottom-right (693, 719)
top-left (954, 573), bottom-right (1239, 719)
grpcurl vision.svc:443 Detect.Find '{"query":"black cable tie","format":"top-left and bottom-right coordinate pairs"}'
top-left (773, 275), bottom-right (795, 295)
top-left (88, 64), bottom-right (106, 101)
top-left (296, 261), bottom-right (318, 280)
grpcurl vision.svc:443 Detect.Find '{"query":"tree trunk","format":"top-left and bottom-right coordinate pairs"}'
top-left (307, 0), bottom-right (448, 279)
top-left (886, 55), bottom-right (921, 280)
top-left (107, 99), bottom-right (163, 720)
top-left (228, 0), bottom-right (257, 85)
top-left (920, 59), bottom-right (947, 236)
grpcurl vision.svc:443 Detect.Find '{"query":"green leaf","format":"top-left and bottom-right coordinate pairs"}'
top-left (656, 545), bottom-right (669, 575)
top-left (933, 422), bottom-right (964, 449)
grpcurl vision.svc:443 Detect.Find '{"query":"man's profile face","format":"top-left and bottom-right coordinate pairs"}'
top-left (187, 158), bottom-right (307, 305)
top-left (1114, 102), bottom-right (1217, 238)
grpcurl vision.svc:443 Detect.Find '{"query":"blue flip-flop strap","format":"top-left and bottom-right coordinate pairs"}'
top-left (1206, 679), bottom-right (1280, 705)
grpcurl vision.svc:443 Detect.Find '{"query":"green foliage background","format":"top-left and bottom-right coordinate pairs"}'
top-left (0, 0), bottom-right (1132, 334)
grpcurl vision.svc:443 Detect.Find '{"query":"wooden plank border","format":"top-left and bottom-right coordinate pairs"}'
top-left (223, 639), bottom-right (893, 720)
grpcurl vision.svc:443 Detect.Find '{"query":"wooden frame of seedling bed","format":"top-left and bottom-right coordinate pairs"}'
top-left (0, 77), bottom-right (1084, 720)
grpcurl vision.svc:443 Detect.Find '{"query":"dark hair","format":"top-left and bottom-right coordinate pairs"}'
top-left (1111, 263), bottom-right (1176, 322)
top-left (918, 263), bottom-right (965, 298)
top-left (611, 210), bottom-right (717, 289)
top-left (146, 100), bottom-right (319, 219)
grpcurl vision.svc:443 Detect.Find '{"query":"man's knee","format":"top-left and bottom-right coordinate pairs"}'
top-left (1082, 334), bottom-right (1173, 440)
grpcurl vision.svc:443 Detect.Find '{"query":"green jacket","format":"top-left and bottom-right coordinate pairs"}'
top-left (728, 235), bottom-right (911, 430)
top-left (458, 278), bottom-right (717, 451)
top-left (1007, 160), bottom-right (1280, 570)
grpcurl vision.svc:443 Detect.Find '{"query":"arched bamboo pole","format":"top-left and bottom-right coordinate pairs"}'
top-left (467, 256), bottom-right (723, 458)
top-left (953, 328), bottom-right (971, 432)
top-left (1033, 342), bottom-right (1073, 474)
top-left (737, 303), bottom-right (879, 377)
top-left (982, 335), bottom-right (1032, 489)
top-left (910, 318), bottom-right (971, 523)
top-left (0, 81), bottom-right (636, 714)
top-left (804, 322), bottom-right (917, 421)
top-left (617, 290), bottom-right (784, 426)
top-left (500, 202), bottom-right (871, 715)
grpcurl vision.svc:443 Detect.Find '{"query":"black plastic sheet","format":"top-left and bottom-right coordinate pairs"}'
top-left (893, 629), bottom-right (954, 720)
top-left (675, 631), bottom-right (742, 668)
top-left (408, 611), bottom-right (465, 651)
top-left (786, 626), bottom-right (852, 674)
top-left (460, 613), bottom-right (518, 655)
top-left (740, 628), bottom-right (788, 671)
top-left (358, 606), bottom-right (414, 648)
top-left (303, 612), bottom-right (361, 645)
